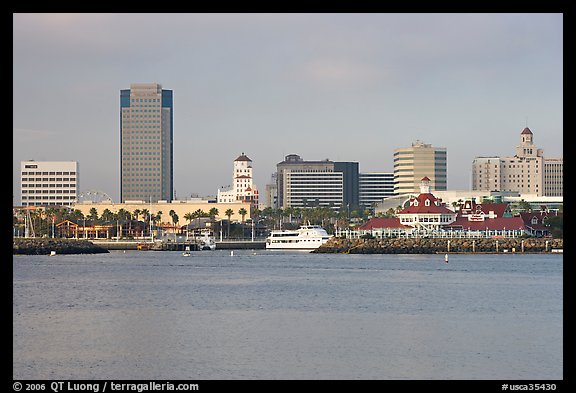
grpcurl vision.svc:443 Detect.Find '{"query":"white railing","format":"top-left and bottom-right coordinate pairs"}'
top-left (336, 228), bottom-right (526, 239)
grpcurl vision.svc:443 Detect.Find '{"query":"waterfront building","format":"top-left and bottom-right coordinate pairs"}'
top-left (275, 154), bottom-right (359, 210)
top-left (20, 160), bottom-right (79, 207)
top-left (359, 172), bottom-right (395, 210)
top-left (393, 140), bottom-right (447, 194)
top-left (471, 127), bottom-right (563, 197)
top-left (396, 177), bottom-right (457, 231)
top-left (120, 83), bottom-right (173, 203)
top-left (359, 177), bottom-right (532, 238)
top-left (217, 153), bottom-right (259, 208)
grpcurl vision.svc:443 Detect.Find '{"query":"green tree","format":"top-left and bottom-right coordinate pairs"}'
top-left (87, 208), bottom-right (99, 221)
top-left (101, 208), bottom-right (115, 222)
top-left (225, 208), bottom-right (234, 238)
top-left (184, 212), bottom-right (194, 226)
top-left (209, 207), bottom-right (219, 220)
top-left (517, 199), bottom-right (532, 213)
top-left (238, 208), bottom-right (248, 239)
top-left (545, 215), bottom-right (563, 238)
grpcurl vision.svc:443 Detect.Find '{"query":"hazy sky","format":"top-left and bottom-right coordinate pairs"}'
top-left (13, 13), bottom-right (563, 204)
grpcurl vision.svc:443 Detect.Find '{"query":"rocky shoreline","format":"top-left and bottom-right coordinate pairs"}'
top-left (13, 238), bottom-right (109, 255)
top-left (313, 237), bottom-right (563, 254)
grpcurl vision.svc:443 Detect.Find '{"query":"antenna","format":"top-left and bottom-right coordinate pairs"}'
top-left (525, 116), bottom-right (528, 128)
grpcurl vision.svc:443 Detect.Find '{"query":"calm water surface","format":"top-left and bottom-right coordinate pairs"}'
top-left (13, 250), bottom-right (563, 380)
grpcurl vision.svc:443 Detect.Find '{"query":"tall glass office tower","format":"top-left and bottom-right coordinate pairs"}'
top-left (120, 83), bottom-right (173, 203)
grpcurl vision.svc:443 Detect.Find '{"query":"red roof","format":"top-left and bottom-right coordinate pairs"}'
top-left (358, 217), bottom-right (410, 230)
top-left (445, 216), bottom-right (526, 231)
top-left (398, 193), bottom-right (455, 214)
top-left (235, 153), bottom-right (252, 162)
top-left (521, 127), bottom-right (533, 135)
top-left (460, 202), bottom-right (510, 218)
top-left (421, 176), bottom-right (431, 181)
top-left (519, 211), bottom-right (561, 230)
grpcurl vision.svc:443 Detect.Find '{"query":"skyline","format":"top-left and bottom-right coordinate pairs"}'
top-left (13, 13), bottom-right (563, 204)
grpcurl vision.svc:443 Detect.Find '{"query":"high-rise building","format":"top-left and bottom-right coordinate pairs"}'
top-left (359, 172), bottom-right (395, 209)
top-left (471, 127), bottom-right (562, 197)
top-left (393, 141), bottom-right (447, 194)
top-left (20, 160), bottom-right (79, 207)
top-left (275, 154), bottom-right (359, 210)
top-left (217, 152), bottom-right (259, 207)
top-left (120, 83), bottom-right (173, 203)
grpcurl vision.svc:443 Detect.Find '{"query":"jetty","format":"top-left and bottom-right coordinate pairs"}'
top-left (13, 238), bottom-right (109, 255)
top-left (313, 237), bottom-right (563, 254)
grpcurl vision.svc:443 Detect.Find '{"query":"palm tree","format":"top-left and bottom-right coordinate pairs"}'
top-left (101, 208), bottom-right (115, 222)
top-left (225, 208), bottom-right (234, 238)
top-left (133, 209), bottom-right (141, 222)
top-left (238, 208), bottom-right (247, 223)
top-left (184, 212), bottom-right (194, 237)
top-left (87, 207), bottom-right (99, 221)
top-left (238, 208), bottom-right (248, 239)
top-left (209, 207), bottom-right (219, 220)
top-left (168, 210), bottom-right (179, 238)
top-left (184, 212), bottom-right (194, 225)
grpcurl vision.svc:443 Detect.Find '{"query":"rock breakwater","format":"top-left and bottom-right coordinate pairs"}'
top-left (313, 237), bottom-right (563, 254)
top-left (13, 238), bottom-right (110, 255)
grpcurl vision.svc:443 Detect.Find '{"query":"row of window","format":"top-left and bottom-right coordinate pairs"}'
top-left (22, 190), bottom-right (76, 194)
top-left (21, 171), bottom-right (76, 175)
top-left (400, 216), bottom-right (453, 223)
top-left (131, 98), bottom-right (160, 103)
top-left (21, 184), bottom-right (76, 188)
top-left (22, 178), bottom-right (76, 182)
top-left (22, 196), bottom-right (76, 200)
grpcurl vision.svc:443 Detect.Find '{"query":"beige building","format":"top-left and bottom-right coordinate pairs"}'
top-left (393, 140), bottom-right (447, 194)
top-left (471, 127), bottom-right (563, 197)
top-left (72, 200), bottom-right (252, 223)
top-left (20, 161), bottom-right (79, 207)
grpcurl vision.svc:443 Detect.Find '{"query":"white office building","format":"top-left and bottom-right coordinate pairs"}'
top-left (20, 161), bottom-right (79, 207)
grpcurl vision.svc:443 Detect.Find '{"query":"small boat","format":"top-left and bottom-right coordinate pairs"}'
top-left (182, 245), bottom-right (191, 257)
top-left (136, 243), bottom-right (151, 251)
top-left (49, 251), bottom-right (56, 256)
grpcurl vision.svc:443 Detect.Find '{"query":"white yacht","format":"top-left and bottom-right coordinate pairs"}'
top-left (265, 225), bottom-right (332, 250)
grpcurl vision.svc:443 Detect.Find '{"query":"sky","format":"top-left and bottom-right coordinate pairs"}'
top-left (13, 13), bottom-right (563, 205)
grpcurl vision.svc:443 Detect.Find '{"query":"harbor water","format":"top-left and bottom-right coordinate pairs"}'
top-left (13, 250), bottom-right (563, 380)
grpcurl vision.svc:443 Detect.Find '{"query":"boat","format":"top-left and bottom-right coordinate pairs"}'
top-left (265, 224), bottom-right (333, 250)
top-left (136, 243), bottom-right (151, 251)
top-left (182, 245), bottom-right (191, 257)
top-left (198, 229), bottom-right (216, 250)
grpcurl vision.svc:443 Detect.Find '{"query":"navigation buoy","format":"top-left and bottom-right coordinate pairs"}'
top-left (444, 254), bottom-right (449, 263)
top-left (230, 250), bottom-right (234, 256)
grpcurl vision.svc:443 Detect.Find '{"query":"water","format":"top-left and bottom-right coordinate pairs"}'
top-left (13, 250), bottom-right (563, 380)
